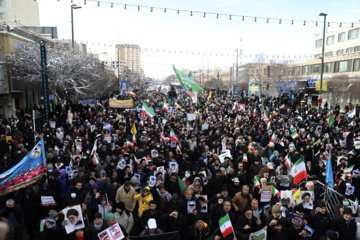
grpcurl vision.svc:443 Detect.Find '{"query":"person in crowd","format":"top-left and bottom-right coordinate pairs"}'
top-left (139, 218), bottom-right (164, 236)
top-left (115, 181), bottom-right (136, 212)
top-left (85, 213), bottom-right (108, 240)
top-left (114, 201), bottom-right (134, 236)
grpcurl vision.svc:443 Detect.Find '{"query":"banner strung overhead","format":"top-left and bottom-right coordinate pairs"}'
top-left (0, 139), bottom-right (47, 196)
top-left (109, 99), bottom-right (134, 108)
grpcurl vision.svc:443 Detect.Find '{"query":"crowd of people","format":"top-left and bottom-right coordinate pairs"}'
top-left (0, 88), bottom-right (360, 240)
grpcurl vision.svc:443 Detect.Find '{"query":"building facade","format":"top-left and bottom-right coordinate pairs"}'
top-left (0, 0), bottom-right (40, 26)
top-left (115, 44), bottom-right (142, 75)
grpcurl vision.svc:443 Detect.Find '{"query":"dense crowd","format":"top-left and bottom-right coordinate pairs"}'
top-left (0, 88), bottom-right (360, 240)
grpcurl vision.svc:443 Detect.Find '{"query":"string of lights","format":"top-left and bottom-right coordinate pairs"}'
top-left (60, 0), bottom-right (357, 27)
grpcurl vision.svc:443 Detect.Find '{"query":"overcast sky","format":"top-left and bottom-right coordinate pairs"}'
top-left (37, 0), bottom-right (360, 79)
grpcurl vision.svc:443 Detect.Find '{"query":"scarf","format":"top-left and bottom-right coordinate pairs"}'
top-left (156, 189), bottom-right (172, 201)
top-left (94, 219), bottom-right (103, 230)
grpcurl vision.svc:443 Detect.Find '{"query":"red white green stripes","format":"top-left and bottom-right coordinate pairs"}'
top-left (290, 156), bottom-right (307, 184)
top-left (142, 103), bottom-right (155, 119)
top-left (219, 214), bottom-right (233, 238)
top-left (170, 128), bottom-right (179, 143)
top-left (284, 154), bottom-right (291, 169)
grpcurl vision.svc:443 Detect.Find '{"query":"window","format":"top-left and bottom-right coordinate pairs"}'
top-left (338, 32), bottom-right (345, 42)
top-left (0, 0), bottom-right (3, 6)
top-left (311, 64), bottom-right (320, 73)
top-left (302, 65), bottom-right (309, 74)
top-left (355, 46), bottom-right (360, 52)
top-left (325, 52), bottom-right (333, 57)
top-left (315, 39), bottom-right (322, 48)
top-left (348, 28), bottom-right (359, 40)
top-left (294, 66), bottom-right (301, 75)
top-left (0, 13), bottom-right (4, 19)
top-left (354, 59), bottom-right (360, 71)
top-left (336, 49), bottom-right (344, 56)
top-left (334, 60), bottom-right (352, 72)
top-left (327, 35), bottom-right (334, 45)
top-left (324, 63), bottom-right (332, 73)
top-left (346, 47), bottom-right (354, 54)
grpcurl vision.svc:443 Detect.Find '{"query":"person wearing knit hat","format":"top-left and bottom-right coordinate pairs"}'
top-left (330, 207), bottom-right (356, 240)
top-left (114, 202), bottom-right (134, 235)
top-left (306, 200), bottom-right (331, 240)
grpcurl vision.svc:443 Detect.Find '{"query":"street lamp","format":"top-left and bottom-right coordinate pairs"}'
top-left (71, 4), bottom-right (82, 48)
top-left (234, 49), bottom-right (238, 81)
top-left (318, 12), bottom-right (327, 110)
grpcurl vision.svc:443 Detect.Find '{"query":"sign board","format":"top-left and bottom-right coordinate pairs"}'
top-left (315, 81), bottom-right (327, 91)
top-left (278, 81), bottom-right (298, 91)
top-left (109, 99), bottom-right (134, 108)
top-left (249, 86), bottom-right (259, 91)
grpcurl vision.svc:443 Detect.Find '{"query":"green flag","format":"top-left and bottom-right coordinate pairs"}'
top-left (328, 113), bottom-right (335, 127)
top-left (173, 65), bottom-right (204, 93)
top-left (177, 176), bottom-right (188, 194)
top-left (197, 98), bottom-right (200, 108)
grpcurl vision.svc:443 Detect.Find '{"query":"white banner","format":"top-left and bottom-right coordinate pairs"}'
top-left (249, 226), bottom-right (267, 240)
top-left (41, 196), bottom-right (57, 206)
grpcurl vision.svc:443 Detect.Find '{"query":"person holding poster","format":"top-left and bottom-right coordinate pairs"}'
top-left (85, 213), bottom-right (108, 240)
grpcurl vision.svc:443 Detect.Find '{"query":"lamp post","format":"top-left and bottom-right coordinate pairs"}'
top-left (71, 4), bottom-right (82, 48)
top-left (319, 12), bottom-right (327, 110)
top-left (234, 49), bottom-right (238, 82)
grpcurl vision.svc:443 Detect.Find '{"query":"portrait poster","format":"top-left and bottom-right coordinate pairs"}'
top-left (62, 204), bottom-right (85, 234)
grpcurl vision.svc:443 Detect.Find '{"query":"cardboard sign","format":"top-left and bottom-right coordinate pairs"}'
top-left (41, 196), bottom-right (57, 206)
top-left (49, 121), bottom-right (56, 128)
top-left (98, 223), bottom-right (125, 240)
top-left (260, 186), bottom-right (272, 202)
top-left (109, 99), bottom-right (134, 108)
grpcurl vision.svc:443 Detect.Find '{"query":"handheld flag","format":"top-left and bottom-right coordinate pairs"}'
top-left (142, 103), bottom-right (156, 119)
top-left (293, 188), bottom-right (301, 203)
top-left (325, 151), bottom-right (334, 189)
top-left (219, 214), bottom-right (234, 238)
top-left (289, 156), bottom-right (307, 184)
top-left (130, 123), bottom-right (137, 135)
top-left (170, 128), bottom-right (179, 143)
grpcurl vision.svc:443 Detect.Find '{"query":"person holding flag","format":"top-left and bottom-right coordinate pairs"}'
top-left (207, 213), bottom-right (249, 240)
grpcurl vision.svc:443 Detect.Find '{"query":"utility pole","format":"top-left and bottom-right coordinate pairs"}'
top-left (71, 4), bottom-right (82, 48)
top-left (319, 12), bottom-right (327, 110)
top-left (117, 47), bottom-right (120, 81)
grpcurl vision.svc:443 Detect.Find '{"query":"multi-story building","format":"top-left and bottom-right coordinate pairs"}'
top-left (0, 0), bottom-right (40, 26)
top-left (115, 44), bottom-right (142, 75)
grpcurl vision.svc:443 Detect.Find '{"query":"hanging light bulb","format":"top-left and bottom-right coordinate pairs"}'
top-left (124, 4), bottom-right (126, 9)
top-left (242, 16), bottom-right (244, 21)
top-left (328, 22), bottom-right (330, 27)
top-left (303, 21), bottom-right (306, 26)
top-left (97, 1), bottom-right (99, 6)
top-left (71, 0), bottom-right (73, 3)
top-left (351, 23), bottom-right (354, 28)
top-left (316, 22), bottom-right (318, 26)
top-left (138, 6), bottom-right (140, 11)
top-left (266, 18), bottom-right (269, 23)
top-left (204, 12), bottom-right (206, 17)
top-left (291, 20), bottom-right (294, 25)
top-left (84, 0), bottom-right (86, 4)
top-left (216, 14), bottom-right (219, 19)
top-left (111, 3), bottom-right (113, 8)
top-left (279, 19), bottom-right (281, 24)
top-left (339, 23), bottom-right (342, 27)
top-left (190, 11), bottom-right (192, 16)
top-left (254, 17), bottom-right (256, 22)
top-left (177, 10), bottom-right (179, 14)
top-left (164, 8), bottom-right (166, 13)
top-left (229, 15), bottom-right (232, 20)
top-left (151, 7), bottom-right (153, 12)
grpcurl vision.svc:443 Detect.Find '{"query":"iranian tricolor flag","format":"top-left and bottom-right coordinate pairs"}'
top-left (127, 139), bottom-right (134, 147)
top-left (132, 134), bottom-right (137, 144)
top-left (279, 104), bottom-right (285, 110)
top-left (253, 108), bottom-right (257, 117)
top-left (266, 116), bottom-right (272, 130)
top-left (219, 214), bottom-right (233, 238)
top-left (163, 102), bottom-right (169, 112)
top-left (91, 140), bottom-right (98, 156)
top-left (291, 132), bottom-right (300, 139)
top-left (129, 91), bottom-right (136, 97)
top-left (284, 154), bottom-right (291, 169)
top-left (40, 219), bottom-right (46, 232)
top-left (142, 103), bottom-right (155, 119)
top-left (355, 141), bottom-right (360, 149)
top-left (343, 165), bottom-right (355, 177)
top-left (253, 177), bottom-right (260, 189)
top-left (270, 185), bottom-right (281, 197)
top-left (243, 153), bottom-right (248, 163)
top-left (343, 132), bottom-right (350, 139)
top-left (270, 133), bottom-right (277, 143)
top-left (290, 156), bottom-right (307, 184)
top-left (93, 153), bottom-right (100, 165)
top-left (348, 149), bottom-right (357, 156)
top-left (162, 118), bottom-right (167, 126)
top-left (232, 102), bottom-right (238, 112)
top-left (170, 128), bottom-right (179, 143)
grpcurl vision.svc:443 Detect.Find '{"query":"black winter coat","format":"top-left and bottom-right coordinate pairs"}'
top-left (330, 216), bottom-right (357, 240)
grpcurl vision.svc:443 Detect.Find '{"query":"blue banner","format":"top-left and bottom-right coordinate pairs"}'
top-left (0, 139), bottom-right (47, 196)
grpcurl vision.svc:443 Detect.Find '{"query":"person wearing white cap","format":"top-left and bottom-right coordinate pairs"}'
top-left (139, 218), bottom-right (164, 236)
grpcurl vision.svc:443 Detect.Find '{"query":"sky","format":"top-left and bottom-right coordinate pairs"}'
top-left (37, 0), bottom-right (360, 80)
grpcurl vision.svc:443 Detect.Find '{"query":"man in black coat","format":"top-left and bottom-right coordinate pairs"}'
top-left (306, 201), bottom-right (331, 240)
top-left (207, 170), bottom-right (227, 198)
top-left (160, 205), bottom-right (188, 239)
top-left (235, 205), bottom-right (261, 235)
top-left (211, 200), bottom-right (236, 228)
top-left (330, 207), bottom-right (357, 240)
top-left (139, 200), bottom-right (163, 231)
top-left (165, 172), bottom-right (180, 195)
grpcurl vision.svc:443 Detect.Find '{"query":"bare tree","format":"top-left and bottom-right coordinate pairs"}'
top-left (327, 75), bottom-right (351, 108)
top-left (6, 43), bottom-right (116, 101)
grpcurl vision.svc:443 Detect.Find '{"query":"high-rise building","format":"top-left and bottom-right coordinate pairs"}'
top-left (115, 44), bottom-right (142, 74)
top-left (0, 0), bottom-right (40, 26)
